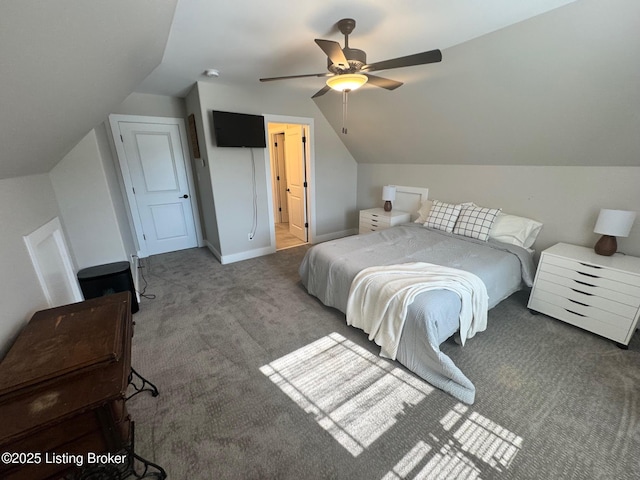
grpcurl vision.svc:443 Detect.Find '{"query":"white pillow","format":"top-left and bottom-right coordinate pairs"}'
top-left (453, 204), bottom-right (501, 241)
top-left (424, 200), bottom-right (462, 233)
top-left (489, 213), bottom-right (543, 249)
top-left (414, 200), bottom-right (433, 223)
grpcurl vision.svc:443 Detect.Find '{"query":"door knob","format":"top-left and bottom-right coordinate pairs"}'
top-left (180, 194), bottom-right (189, 199)
top-left (286, 188), bottom-right (290, 192)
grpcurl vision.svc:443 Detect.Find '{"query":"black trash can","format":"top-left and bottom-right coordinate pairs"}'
top-left (77, 261), bottom-right (139, 313)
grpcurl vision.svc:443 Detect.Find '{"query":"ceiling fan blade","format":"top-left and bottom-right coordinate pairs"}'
top-left (363, 49), bottom-right (442, 72)
top-left (364, 74), bottom-right (403, 90)
top-left (260, 72), bottom-right (331, 82)
top-left (314, 39), bottom-right (349, 68)
top-left (311, 85), bottom-right (332, 98)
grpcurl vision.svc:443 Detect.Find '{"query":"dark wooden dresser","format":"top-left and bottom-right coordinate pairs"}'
top-left (0, 292), bottom-right (163, 479)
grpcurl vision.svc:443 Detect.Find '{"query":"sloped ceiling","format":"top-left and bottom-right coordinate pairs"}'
top-left (2, 0), bottom-right (599, 180)
top-left (0, 0), bottom-right (177, 180)
top-left (313, 0), bottom-right (640, 166)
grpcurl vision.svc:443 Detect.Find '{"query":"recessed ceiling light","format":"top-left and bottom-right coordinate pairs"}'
top-left (204, 69), bottom-right (220, 78)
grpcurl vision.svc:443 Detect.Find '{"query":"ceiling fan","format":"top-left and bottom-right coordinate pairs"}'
top-left (259, 18), bottom-right (442, 132)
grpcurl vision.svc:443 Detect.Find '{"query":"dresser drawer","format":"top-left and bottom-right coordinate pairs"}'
top-left (531, 287), bottom-right (634, 327)
top-left (528, 296), bottom-right (632, 344)
top-left (542, 255), bottom-right (640, 288)
top-left (534, 276), bottom-right (639, 318)
top-left (359, 216), bottom-right (389, 230)
top-left (538, 263), bottom-right (640, 299)
top-left (360, 212), bottom-right (391, 225)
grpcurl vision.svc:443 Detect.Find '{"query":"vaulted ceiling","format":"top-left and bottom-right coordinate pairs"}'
top-left (5, 0), bottom-right (619, 180)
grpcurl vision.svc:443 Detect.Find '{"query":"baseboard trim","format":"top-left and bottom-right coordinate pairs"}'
top-left (220, 245), bottom-right (276, 265)
top-left (205, 240), bottom-right (222, 263)
top-left (206, 230), bottom-right (356, 265)
top-left (312, 228), bottom-right (357, 244)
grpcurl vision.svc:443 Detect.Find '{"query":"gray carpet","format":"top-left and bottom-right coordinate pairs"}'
top-left (126, 246), bottom-right (640, 479)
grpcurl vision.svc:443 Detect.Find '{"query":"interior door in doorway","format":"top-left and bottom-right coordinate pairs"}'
top-left (284, 125), bottom-right (307, 242)
top-left (118, 121), bottom-right (198, 256)
top-left (273, 133), bottom-right (288, 223)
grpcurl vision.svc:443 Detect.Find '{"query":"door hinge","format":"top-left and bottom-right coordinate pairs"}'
top-left (120, 134), bottom-right (123, 142)
top-left (305, 222), bottom-right (309, 228)
top-left (132, 187), bottom-right (135, 194)
top-left (303, 181), bottom-right (307, 188)
top-left (143, 233), bottom-right (146, 240)
top-left (279, 207), bottom-right (282, 212)
top-left (302, 136), bottom-right (306, 144)
top-left (276, 175), bottom-right (280, 181)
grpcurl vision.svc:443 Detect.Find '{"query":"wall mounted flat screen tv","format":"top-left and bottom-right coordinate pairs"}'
top-left (211, 110), bottom-right (266, 148)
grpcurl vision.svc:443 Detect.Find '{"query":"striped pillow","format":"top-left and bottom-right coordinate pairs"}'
top-left (453, 204), bottom-right (501, 241)
top-left (424, 200), bottom-right (462, 233)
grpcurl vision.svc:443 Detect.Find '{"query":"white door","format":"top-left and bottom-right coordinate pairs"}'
top-left (284, 125), bottom-right (307, 242)
top-left (118, 121), bottom-right (198, 256)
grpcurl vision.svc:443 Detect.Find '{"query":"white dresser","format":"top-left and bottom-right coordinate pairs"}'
top-left (359, 208), bottom-right (410, 234)
top-left (528, 243), bottom-right (640, 346)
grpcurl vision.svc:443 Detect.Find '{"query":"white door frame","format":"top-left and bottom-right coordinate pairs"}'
top-left (108, 114), bottom-right (204, 258)
top-left (24, 216), bottom-right (83, 307)
top-left (263, 114), bottom-right (315, 249)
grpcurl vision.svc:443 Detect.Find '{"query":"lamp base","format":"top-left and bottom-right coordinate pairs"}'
top-left (384, 201), bottom-right (392, 212)
top-left (594, 235), bottom-right (617, 256)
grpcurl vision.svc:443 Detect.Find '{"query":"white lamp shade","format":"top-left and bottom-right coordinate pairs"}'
top-left (594, 209), bottom-right (636, 237)
top-left (382, 185), bottom-right (396, 202)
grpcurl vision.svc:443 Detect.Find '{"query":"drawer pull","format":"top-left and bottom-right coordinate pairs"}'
top-left (576, 271), bottom-right (600, 279)
top-left (570, 288), bottom-right (594, 296)
top-left (564, 308), bottom-right (586, 317)
top-left (579, 262), bottom-right (602, 269)
top-left (568, 298), bottom-right (589, 307)
top-left (573, 279), bottom-right (596, 288)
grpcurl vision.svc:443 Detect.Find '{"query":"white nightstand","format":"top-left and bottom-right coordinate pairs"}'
top-left (528, 243), bottom-right (640, 346)
top-left (359, 208), bottom-right (410, 234)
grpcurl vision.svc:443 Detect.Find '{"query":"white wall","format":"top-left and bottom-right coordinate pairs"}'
top-left (0, 174), bottom-right (61, 357)
top-left (190, 81), bottom-right (357, 263)
top-left (357, 165), bottom-right (640, 257)
top-left (50, 129), bottom-right (130, 269)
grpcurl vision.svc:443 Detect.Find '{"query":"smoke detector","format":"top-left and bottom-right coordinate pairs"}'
top-left (204, 69), bottom-right (220, 78)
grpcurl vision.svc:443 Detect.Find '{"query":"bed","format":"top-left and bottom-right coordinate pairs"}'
top-left (299, 187), bottom-right (537, 404)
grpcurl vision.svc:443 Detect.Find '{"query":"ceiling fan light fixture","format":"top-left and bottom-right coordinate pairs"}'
top-left (326, 73), bottom-right (368, 92)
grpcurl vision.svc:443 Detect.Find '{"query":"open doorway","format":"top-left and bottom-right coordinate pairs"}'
top-left (267, 121), bottom-right (311, 250)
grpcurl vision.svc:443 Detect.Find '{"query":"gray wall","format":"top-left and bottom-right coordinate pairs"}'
top-left (315, 0), bottom-right (640, 168)
top-left (0, 175), bottom-right (61, 357)
top-left (190, 81), bottom-right (358, 263)
top-left (357, 165), bottom-right (640, 257)
top-left (50, 129), bottom-right (130, 269)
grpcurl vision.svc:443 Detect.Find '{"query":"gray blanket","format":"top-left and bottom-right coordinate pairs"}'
top-left (299, 223), bottom-right (536, 404)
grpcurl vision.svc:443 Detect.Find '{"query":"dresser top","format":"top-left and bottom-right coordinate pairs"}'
top-left (0, 292), bottom-right (130, 394)
top-left (361, 207), bottom-right (410, 218)
top-left (544, 242), bottom-right (640, 275)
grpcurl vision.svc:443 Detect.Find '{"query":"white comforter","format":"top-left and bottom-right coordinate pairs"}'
top-left (346, 262), bottom-right (489, 360)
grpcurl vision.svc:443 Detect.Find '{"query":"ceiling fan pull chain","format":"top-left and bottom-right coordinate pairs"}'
top-left (342, 89), bottom-right (349, 134)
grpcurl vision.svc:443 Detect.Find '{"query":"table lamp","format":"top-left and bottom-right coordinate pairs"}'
top-left (593, 209), bottom-right (636, 256)
top-left (382, 185), bottom-right (396, 212)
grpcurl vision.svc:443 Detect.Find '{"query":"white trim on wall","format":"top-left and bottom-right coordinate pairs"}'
top-left (263, 114), bottom-right (316, 247)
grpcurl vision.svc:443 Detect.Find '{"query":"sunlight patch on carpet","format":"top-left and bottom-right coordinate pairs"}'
top-left (260, 332), bottom-right (434, 456)
top-left (383, 403), bottom-right (523, 479)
